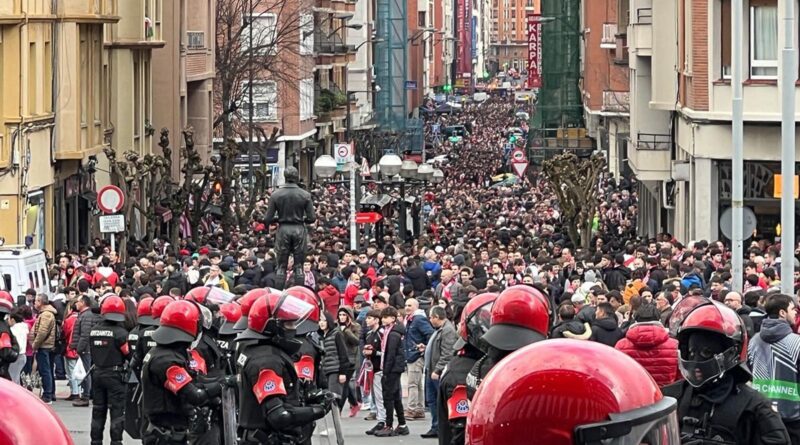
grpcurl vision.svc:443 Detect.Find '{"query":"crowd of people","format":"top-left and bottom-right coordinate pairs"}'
top-left (0, 96), bottom-right (798, 445)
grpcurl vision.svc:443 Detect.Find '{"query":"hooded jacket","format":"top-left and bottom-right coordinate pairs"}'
top-left (92, 266), bottom-right (119, 288)
top-left (381, 322), bottom-right (407, 375)
top-left (405, 265), bottom-right (430, 294)
top-left (748, 318), bottom-right (800, 421)
top-left (615, 322), bottom-right (680, 386)
top-left (337, 307), bottom-right (361, 364)
top-left (319, 285), bottom-right (341, 315)
top-left (551, 319), bottom-right (591, 339)
top-left (603, 266), bottom-right (630, 293)
top-left (320, 312), bottom-right (352, 377)
top-left (589, 316), bottom-right (624, 347)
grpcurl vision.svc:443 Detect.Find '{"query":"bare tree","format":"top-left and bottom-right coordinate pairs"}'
top-left (542, 152), bottom-right (605, 249)
top-left (214, 0), bottom-right (308, 235)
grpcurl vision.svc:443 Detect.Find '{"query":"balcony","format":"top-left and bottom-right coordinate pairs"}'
top-left (626, 133), bottom-right (671, 180)
top-left (601, 23), bottom-right (617, 49)
top-left (314, 86), bottom-right (347, 123)
top-left (630, 7), bottom-right (652, 56)
top-left (314, 31), bottom-right (356, 65)
top-left (602, 91), bottom-right (630, 114)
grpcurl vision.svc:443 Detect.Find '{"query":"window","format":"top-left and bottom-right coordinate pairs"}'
top-left (721, 0), bottom-right (731, 77)
top-left (300, 14), bottom-right (313, 55)
top-left (241, 81), bottom-right (277, 121)
top-left (300, 78), bottom-right (314, 120)
top-left (243, 13), bottom-right (277, 54)
top-left (750, 2), bottom-right (778, 78)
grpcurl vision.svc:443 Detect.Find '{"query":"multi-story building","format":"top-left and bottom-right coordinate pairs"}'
top-left (153, 0), bottom-right (216, 173)
top-left (627, 0), bottom-right (797, 242)
top-left (0, 0), bottom-right (119, 251)
top-left (582, 0), bottom-right (629, 177)
top-left (489, 0), bottom-right (536, 72)
top-left (347, 0), bottom-right (378, 132)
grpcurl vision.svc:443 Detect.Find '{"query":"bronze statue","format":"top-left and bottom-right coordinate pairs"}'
top-left (264, 166), bottom-right (316, 289)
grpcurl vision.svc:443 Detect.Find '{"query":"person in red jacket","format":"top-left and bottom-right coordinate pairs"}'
top-left (614, 303), bottom-right (680, 387)
top-left (343, 271), bottom-right (361, 308)
top-left (91, 256), bottom-right (119, 288)
top-left (61, 306), bottom-right (81, 400)
top-left (317, 278), bottom-right (341, 314)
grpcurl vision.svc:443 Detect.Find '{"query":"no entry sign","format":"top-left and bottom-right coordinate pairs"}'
top-left (511, 149), bottom-right (526, 162)
top-left (97, 185), bottom-right (125, 214)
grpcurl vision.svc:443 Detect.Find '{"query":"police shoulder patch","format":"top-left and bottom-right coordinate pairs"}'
top-left (164, 365), bottom-right (193, 394)
top-left (447, 385), bottom-right (470, 420)
top-left (0, 332), bottom-right (12, 349)
top-left (237, 352), bottom-right (248, 367)
top-left (252, 369), bottom-right (287, 403)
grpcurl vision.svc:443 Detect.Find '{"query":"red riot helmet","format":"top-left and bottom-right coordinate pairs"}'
top-left (285, 286), bottom-right (322, 335)
top-left (218, 302), bottom-right (242, 336)
top-left (184, 287), bottom-right (212, 305)
top-left (0, 378), bottom-right (74, 444)
top-left (152, 300), bottom-right (202, 345)
top-left (453, 292), bottom-right (498, 352)
top-left (482, 285), bottom-right (550, 351)
top-left (670, 295), bottom-right (749, 387)
top-left (0, 291), bottom-right (14, 315)
top-left (237, 292), bottom-right (315, 341)
top-left (467, 339), bottom-right (680, 445)
top-left (151, 296), bottom-right (175, 320)
top-left (137, 297), bottom-right (157, 326)
top-left (233, 289), bottom-right (270, 332)
top-left (100, 295), bottom-right (127, 322)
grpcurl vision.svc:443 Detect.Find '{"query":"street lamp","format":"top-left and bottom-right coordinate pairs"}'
top-left (313, 154), bottom-right (338, 179)
top-left (400, 159), bottom-right (419, 179)
top-left (431, 168), bottom-right (444, 184)
top-left (379, 153), bottom-right (403, 176)
top-left (417, 163), bottom-right (434, 182)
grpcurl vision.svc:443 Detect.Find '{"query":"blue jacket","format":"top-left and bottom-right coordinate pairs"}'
top-left (331, 273), bottom-right (348, 294)
top-left (403, 310), bottom-right (435, 363)
top-left (423, 260), bottom-right (442, 288)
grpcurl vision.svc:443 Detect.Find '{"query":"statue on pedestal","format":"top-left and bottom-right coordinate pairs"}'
top-left (264, 167), bottom-right (316, 289)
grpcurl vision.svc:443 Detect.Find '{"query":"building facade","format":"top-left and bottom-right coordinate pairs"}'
top-left (582, 0), bottom-right (630, 178)
top-left (627, 0), bottom-right (799, 242)
top-left (489, 0), bottom-right (537, 72)
top-left (0, 0), bottom-right (121, 251)
top-left (152, 0), bottom-right (216, 174)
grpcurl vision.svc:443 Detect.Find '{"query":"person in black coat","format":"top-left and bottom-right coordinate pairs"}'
top-left (603, 254), bottom-right (631, 292)
top-left (405, 259), bottom-right (430, 295)
top-left (375, 306), bottom-right (409, 437)
top-left (589, 303), bottom-right (624, 347)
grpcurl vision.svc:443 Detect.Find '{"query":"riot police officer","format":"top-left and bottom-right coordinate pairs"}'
top-left (131, 295), bottom-right (174, 378)
top-left (663, 296), bottom-right (789, 444)
top-left (437, 292), bottom-right (496, 445)
top-left (125, 295), bottom-right (156, 440)
top-left (89, 295), bottom-right (131, 445)
top-left (466, 285), bottom-right (550, 400)
top-left (187, 302), bottom-right (225, 445)
top-left (0, 291), bottom-right (19, 381)
top-left (141, 300), bottom-right (234, 445)
top-left (263, 166), bottom-right (316, 289)
top-left (236, 292), bottom-right (333, 444)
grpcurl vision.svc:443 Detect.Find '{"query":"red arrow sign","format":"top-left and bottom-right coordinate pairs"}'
top-left (355, 212), bottom-right (383, 224)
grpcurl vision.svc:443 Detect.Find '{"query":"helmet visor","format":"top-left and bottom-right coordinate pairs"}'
top-left (274, 293), bottom-right (315, 330)
top-left (574, 397), bottom-right (680, 445)
top-left (466, 301), bottom-right (494, 352)
top-left (204, 287), bottom-right (236, 305)
top-left (678, 345), bottom-right (740, 388)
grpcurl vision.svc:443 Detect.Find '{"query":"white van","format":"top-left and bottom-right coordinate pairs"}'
top-left (0, 248), bottom-right (52, 299)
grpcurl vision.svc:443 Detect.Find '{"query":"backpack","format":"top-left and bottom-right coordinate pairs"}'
top-left (53, 319), bottom-right (66, 355)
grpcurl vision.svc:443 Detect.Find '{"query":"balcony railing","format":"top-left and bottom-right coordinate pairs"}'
top-left (601, 23), bottom-right (617, 48)
top-left (635, 7), bottom-right (652, 24)
top-left (602, 91), bottom-right (630, 113)
top-left (635, 132), bottom-right (671, 150)
top-left (314, 31), bottom-right (356, 54)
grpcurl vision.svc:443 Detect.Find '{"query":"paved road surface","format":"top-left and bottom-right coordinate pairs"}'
top-left (50, 381), bottom-right (433, 444)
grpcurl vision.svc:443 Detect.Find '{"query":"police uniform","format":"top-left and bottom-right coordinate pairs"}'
top-left (124, 324), bottom-right (143, 440)
top-left (89, 319), bottom-right (130, 445)
top-left (131, 325), bottom-right (157, 378)
top-left (0, 318), bottom-right (19, 380)
top-left (438, 349), bottom-right (481, 445)
top-left (238, 341), bottom-right (325, 444)
top-left (141, 344), bottom-right (224, 445)
top-left (465, 354), bottom-right (496, 401)
top-left (294, 334), bottom-right (324, 445)
top-left (187, 332), bottom-right (226, 445)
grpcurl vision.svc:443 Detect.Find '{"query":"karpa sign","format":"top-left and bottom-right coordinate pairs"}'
top-left (526, 14), bottom-right (542, 88)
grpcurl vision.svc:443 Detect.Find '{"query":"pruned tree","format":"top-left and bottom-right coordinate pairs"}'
top-left (542, 152), bottom-right (605, 249)
top-left (214, 0), bottom-right (309, 235)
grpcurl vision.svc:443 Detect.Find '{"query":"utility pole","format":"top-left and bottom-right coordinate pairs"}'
top-left (248, 0), bottom-right (255, 186)
top-left (731, 0), bottom-right (744, 292)
top-left (780, 0), bottom-right (797, 296)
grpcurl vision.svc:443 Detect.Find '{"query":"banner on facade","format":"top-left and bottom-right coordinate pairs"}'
top-left (526, 14), bottom-right (542, 88)
top-left (457, 0), bottom-right (473, 80)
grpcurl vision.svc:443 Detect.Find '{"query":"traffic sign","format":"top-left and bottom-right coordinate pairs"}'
top-left (355, 212), bottom-right (383, 224)
top-left (99, 214), bottom-right (126, 233)
top-left (512, 161), bottom-right (529, 177)
top-left (361, 158), bottom-right (370, 177)
top-left (334, 143), bottom-right (352, 164)
top-left (97, 185), bottom-right (124, 214)
top-left (511, 148), bottom-right (526, 162)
